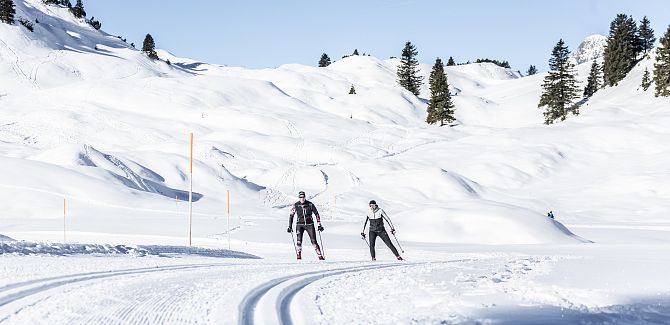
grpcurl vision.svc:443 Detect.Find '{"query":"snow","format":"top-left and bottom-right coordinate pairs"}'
top-left (1, 0), bottom-right (670, 323)
top-left (572, 34), bottom-right (608, 64)
top-left (0, 240), bottom-right (259, 259)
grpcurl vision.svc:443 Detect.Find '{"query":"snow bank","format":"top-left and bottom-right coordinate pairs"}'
top-left (0, 240), bottom-right (259, 258)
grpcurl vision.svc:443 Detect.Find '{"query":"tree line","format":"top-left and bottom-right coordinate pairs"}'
top-left (539, 14), bottom-right (670, 124)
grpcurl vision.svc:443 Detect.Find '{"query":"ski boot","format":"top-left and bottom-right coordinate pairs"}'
top-left (397, 256), bottom-right (404, 261)
top-left (318, 255), bottom-right (325, 260)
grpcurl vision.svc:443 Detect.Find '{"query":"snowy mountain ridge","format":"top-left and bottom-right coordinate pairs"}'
top-left (572, 34), bottom-right (607, 64)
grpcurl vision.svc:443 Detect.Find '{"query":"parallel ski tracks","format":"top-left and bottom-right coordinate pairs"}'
top-left (238, 262), bottom-right (420, 325)
top-left (0, 262), bottom-right (229, 321)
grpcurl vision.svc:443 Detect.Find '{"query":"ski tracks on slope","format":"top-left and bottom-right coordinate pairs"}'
top-left (0, 263), bottom-right (229, 324)
top-left (238, 262), bottom-right (422, 325)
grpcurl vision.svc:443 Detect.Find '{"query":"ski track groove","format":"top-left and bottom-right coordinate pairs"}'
top-left (276, 263), bottom-right (409, 325)
top-left (238, 262), bottom-right (426, 325)
top-left (0, 263), bottom-right (231, 323)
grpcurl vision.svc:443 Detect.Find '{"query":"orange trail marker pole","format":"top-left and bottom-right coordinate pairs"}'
top-left (63, 198), bottom-right (66, 243)
top-left (189, 132), bottom-right (193, 247)
top-left (227, 190), bottom-right (231, 250)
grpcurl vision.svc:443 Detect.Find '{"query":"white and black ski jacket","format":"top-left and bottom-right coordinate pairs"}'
top-left (363, 207), bottom-right (395, 232)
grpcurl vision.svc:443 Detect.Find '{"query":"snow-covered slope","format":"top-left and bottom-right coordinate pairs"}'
top-left (2, 0), bottom-right (669, 250)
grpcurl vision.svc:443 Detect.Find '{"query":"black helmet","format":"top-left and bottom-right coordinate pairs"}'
top-left (369, 200), bottom-right (377, 205)
top-left (298, 191), bottom-right (306, 198)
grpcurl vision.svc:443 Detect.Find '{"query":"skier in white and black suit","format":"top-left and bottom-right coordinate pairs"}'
top-left (361, 200), bottom-right (403, 261)
top-left (287, 191), bottom-right (325, 260)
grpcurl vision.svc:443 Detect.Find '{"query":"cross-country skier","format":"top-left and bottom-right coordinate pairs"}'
top-left (361, 200), bottom-right (403, 261)
top-left (287, 191), bottom-right (325, 260)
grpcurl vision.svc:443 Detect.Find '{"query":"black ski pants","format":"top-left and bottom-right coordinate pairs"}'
top-left (296, 224), bottom-right (321, 253)
top-left (369, 229), bottom-right (399, 259)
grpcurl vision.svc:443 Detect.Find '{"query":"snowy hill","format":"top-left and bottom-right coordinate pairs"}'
top-left (1, 0), bottom-right (669, 250)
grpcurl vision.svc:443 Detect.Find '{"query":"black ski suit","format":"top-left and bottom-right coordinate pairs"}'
top-left (362, 207), bottom-right (399, 259)
top-left (289, 200), bottom-right (322, 257)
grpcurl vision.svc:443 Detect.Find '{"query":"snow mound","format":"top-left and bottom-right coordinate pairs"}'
top-left (393, 201), bottom-right (589, 244)
top-left (572, 34), bottom-right (607, 64)
top-left (0, 234), bottom-right (15, 242)
top-left (0, 241), bottom-right (260, 258)
top-left (448, 63), bottom-right (521, 81)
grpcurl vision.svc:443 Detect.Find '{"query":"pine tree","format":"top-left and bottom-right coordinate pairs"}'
top-left (70, 0), bottom-right (86, 18)
top-left (426, 58), bottom-right (455, 126)
top-left (538, 39), bottom-right (580, 124)
top-left (638, 16), bottom-right (656, 55)
top-left (396, 41), bottom-right (423, 96)
top-left (349, 85), bottom-right (356, 94)
top-left (318, 53), bottom-right (331, 67)
top-left (0, 0), bottom-right (16, 25)
top-left (584, 60), bottom-right (602, 97)
top-left (353, 49), bottom-right (359, 55)
top-left (603, 14), bottom-right (639, 86)
top-left (446, 56), bottom-right (455, 66)
top-left (142, 34), bottom-right (159, 60)
top-left (86, 16), bottom-right (101, 30)
top-left (526, 65), bottom-right (538, 76)
top-left (654, 25), bottom-right (670, 97)
top-left (641, 68), bottom-right (652, 91)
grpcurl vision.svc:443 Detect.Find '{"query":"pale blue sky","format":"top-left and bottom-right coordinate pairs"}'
top-left (85, 0), bottom-right (670, 71)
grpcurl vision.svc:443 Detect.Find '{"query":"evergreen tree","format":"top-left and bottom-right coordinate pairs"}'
top-left (70, 0), bottom-right (86, 18)
top-left (86, 16), bottom-right (101, 30)
top-left (654, 25), bottom-right (670, 97)
top-left (353, 49), bottom-right (359, 55)
top-left (396, 41), bottom-right (423, 96)
top-left (641, 68), bottom-right (652, 91)
top-left (446, 56), bottom-right (455, 66)
top-left (0, 0), bottom-right (16, 25)
top-left (638, 16), bottom-right (656, 55)
top-left (603, 14), bottom-right (639, 86)
top-left (426, 58), bottom-right (455, 126)
top-left (349, 84), bottom-right (356, 94)
top-left (584, 60), bottom-right (602, 97)
top-left (142, 34), bottom-right (159, 60)
top-left (538, 39), bottom-right (580, 124)
top-left (318, 53), bottom-right (331, 67)
top-left (526, 65), bottom-right (538, 76)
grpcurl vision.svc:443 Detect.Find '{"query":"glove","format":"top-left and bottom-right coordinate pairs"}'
top-left (360, 232), bottom-right (366, 239)
top-left (287, 226), bottom-right (292, 233)
top-left (391, 229), bottom-right (396, 235)
top-left (317, 224), bottom-right (324, 232)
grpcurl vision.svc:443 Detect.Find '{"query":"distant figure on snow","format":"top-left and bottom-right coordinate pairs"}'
top-left (547, 211), bottom-right (555, 219)
top-left (361, 200), bottom-right (403, 261)
top-left (287, 191), bottom-right (325, 260)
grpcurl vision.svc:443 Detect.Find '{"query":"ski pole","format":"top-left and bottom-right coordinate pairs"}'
top-left (392, 232), bottom-right (404, 253)
top-left (289, 231), bottom-right (299, 257)
top-left (318, 230), bottom-right (325, 258)
top-left (362, 236), bottom-right (370, 248)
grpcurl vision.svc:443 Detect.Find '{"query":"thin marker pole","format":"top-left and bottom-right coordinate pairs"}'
top-left (227, 190), bottom-right (231, 250)
top-left (63, 198), bottom-right (66, 243)
top-left (189, 132), bottom-right (193, 246)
